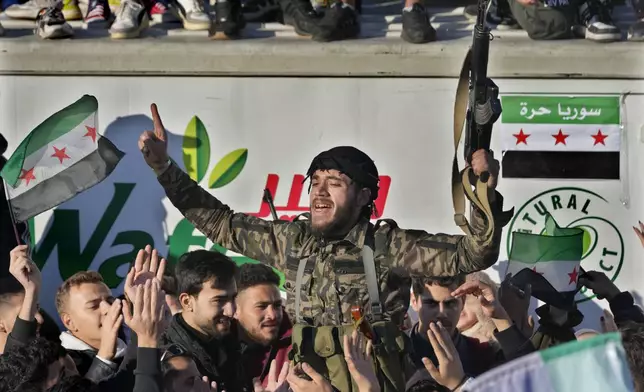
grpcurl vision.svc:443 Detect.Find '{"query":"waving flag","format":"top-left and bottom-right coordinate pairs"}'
top-left (0, 95), bottom-right (124, 222)
top-left (506, 214), bottom-right (583, 308)
top-left (463, 333), bottom-right (635, 392)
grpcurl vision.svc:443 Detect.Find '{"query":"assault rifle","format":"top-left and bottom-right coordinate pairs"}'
top-left (464, 0), bottom-right (502, 182)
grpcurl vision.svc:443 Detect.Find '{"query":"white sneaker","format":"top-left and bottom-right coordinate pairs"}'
top-left (171, 0), bottom-right (211, 30)
top-left (5, 0), bottom-right (53, 20)
top-left (35, 5), bottom-right (74, 39)
top-left (109, 0), bottom-right (149, 38)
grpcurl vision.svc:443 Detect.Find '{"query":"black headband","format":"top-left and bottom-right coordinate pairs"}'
top-left (305, 146), bottom-right (379, 200)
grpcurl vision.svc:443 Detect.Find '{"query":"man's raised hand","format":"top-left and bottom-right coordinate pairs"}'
top-left (123, 279), bottom-right (166, 348)
top-left (634, 221), bottom-right (644, 248)
top-left (138, 103), bottom-right (169, 172)
top-left (452, 279), bottom-right (508, 320)
top-left (97, 298), bottom-right (124, 361)
top-left (9, 245), bottom-right (41, 293)
top-left (124, 245), bottom-right (166, 302)
top-left (422, 322), bottom-right (466, 391)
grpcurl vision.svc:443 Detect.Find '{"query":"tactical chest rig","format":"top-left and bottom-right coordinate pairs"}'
top-left (290, 223), bottom-right (410, 392)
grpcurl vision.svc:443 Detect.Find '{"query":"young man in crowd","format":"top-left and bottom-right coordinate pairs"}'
top-left (162, 249), bottom-right (249, 391)
top-left (408, 275), bottom-right (534, 379)
top-left (55, 271), bottom-right (128, 383)
top-left (235, 263), bottom-right (291, 386)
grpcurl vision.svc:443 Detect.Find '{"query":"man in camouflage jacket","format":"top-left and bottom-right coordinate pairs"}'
top-left (138, 104), bottom-right (513, 390)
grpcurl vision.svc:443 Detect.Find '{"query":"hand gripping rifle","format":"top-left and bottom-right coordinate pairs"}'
top-left (451, 0), bottom-right (503, 245)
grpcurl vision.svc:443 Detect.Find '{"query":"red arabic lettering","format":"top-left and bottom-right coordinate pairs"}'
top-left (248, 174), bottom-right (392, 222)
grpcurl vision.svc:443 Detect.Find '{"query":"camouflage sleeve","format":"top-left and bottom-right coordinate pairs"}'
top-left (157, 162), bottom-right (289, 269)
top-left (388, 191), bottom-right (513, 276)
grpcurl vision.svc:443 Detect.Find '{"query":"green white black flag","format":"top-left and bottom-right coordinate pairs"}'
top-left (0, 95), bottom-right (124, 222)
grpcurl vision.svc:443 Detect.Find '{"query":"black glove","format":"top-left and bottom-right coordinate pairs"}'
top-left (578, 270), bottom-right (621, 301)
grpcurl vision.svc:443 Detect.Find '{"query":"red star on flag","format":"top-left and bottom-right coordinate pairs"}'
top-left (532, 267), bottom-right (544, 275)
top-left (84, 126), bottom-right (97, 143)
top-left (552, 129), bottom-right (569, 145)
top-left (51, 146), bottom-right (71, 164)
top-left (568, 266), bottom-right (579, 285)
top-left (592, 129), bottom-right (609, 146)
top-left (513, 129), bottom-right (530, 145)
top-left (18, 167), bottom-right (36, 186)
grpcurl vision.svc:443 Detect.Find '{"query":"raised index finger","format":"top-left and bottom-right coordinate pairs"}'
top-left (150, 103), bottom-right (167, 141)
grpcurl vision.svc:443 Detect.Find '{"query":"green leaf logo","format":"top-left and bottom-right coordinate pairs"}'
top-left (182, 116), bottom-right (211, 182)
top-left (208, 148), bottom-right (248, 189)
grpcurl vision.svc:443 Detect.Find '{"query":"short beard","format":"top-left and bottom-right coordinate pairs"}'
top-left (311, 203), bottom-right (357, 239)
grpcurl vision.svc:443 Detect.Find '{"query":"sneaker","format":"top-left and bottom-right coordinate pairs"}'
top-left (401, 3), bottom-right (436, 43)
top-left (209, 0), bottom-right (244, 39)
top-left (312, 1), bottom-right (358, 42)
top-left (83, 0), bottom-right (113, 28)
top-left (108, 0), bottom-right (120, 12)
top-left (61, 0), bottom-right (82, 20)
top-left (242, 0), bottom-right (281, 23)
top-left (5, 0), bottom-right (53, 20)
top-left (279, 0), bottom-right (322, 36)
top-left (109, 0), bottom-right (149, 38)
top-left (464, 0), bottom-right (519, 30)
top-left (149, 0), bottom-right (179, 23)
top-left (170, 0), bottom-right (211, 30)
top-left (628, 19), bottom-right (644, 41)
top-left (35, 4), bottom-right (74, 39)
top-left (577, 0), bottom-right (621, 41)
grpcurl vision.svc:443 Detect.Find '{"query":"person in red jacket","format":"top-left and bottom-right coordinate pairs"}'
top-left (235, 263), bottom-right (292, 387)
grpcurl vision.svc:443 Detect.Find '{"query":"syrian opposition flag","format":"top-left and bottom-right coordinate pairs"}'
top-left (500, 95), bottom-right (620, 179)
top-left (505, 214), bottom-right (583, 309)
top-left (463, 333), bottom-right (635, 392)
top-left (0, 95), bottom-right (123, 222)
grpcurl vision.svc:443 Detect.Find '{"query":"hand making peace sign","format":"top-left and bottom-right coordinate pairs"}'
top-left (138, 103), bottom-right (169, 172)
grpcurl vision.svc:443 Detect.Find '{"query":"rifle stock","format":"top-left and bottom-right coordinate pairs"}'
top-left (464, 0), bottom-right (502, 182)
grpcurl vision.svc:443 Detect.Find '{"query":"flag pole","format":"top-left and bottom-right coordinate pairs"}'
top-left (2, 178), bottom-right (22, 246)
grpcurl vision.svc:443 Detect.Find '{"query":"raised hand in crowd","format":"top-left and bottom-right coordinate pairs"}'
top-left (421, 322), bottom-right (467, 392)
top-left (138, 103), bottom-right (169, 173)
top-left (343, 330), bottom-right (380, 392)
top-left (286, 363), bottom-right (334, 392)
top-left (253, 360), bottom-right (289, 392)
top-left (122, 279), bottom-right (166, 348)
top-left (498, 274), bottom-right (533, 338)
top-left (578, 270), bottom-right (621, 301)
top-left (97, 298), bottom-right (123, 361)
top-left (124, 245), bottom-right (167, 302)
top-left (452, 278), bottom-right (513, 332)
top-left (9, 244), bottom-right (41, 322)
top-left (634, 221), bottom-right (644, 248)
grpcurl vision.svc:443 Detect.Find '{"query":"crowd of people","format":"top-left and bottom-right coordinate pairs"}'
top-left (0, 104), bottom-right (644, 392)
top-left (1, 235), bottom-right (643, 392)
top-left (0, 0), bottom-right (641, 42)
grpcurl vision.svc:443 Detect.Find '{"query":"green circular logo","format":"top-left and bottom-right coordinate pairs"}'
top-left (506, 187), bottom-right (624, 303)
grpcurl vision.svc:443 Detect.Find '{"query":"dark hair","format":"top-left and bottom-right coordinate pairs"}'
top-left (0, 337), bottom-right (67, 392)
top-left (0, 275), bottom-right (25, 308)
top-left (48, 376), bottom-right (98, 392)
top-left (175, 250), bottom-right (238, 296)
top-left (406, 379), bottom-right (449, 392)
top-left (411, 275), bottom-right (466, 296)
top-left (237, 263), bottom-right (280, 292)
top-left (620, 321), bottom-right (644, 391)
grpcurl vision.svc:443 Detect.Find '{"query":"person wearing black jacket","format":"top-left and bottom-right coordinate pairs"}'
top-left (407, 275), bottom-right (535, 387)
top-left (162, 250), bottom-right (251, 392)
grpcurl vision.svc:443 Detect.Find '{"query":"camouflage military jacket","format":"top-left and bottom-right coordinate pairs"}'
top-left (158, 163), bottom-right (512, 326)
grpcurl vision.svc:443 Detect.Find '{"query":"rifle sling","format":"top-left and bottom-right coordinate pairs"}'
top-left (452, 49), bottom-right (495, 246)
